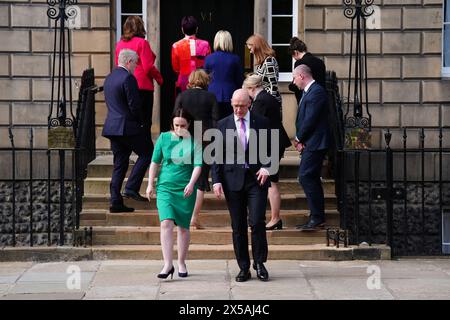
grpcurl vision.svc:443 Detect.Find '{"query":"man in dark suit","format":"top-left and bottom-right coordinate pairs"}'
top-left (102, 49), bottom-right (153, 213)
top-left (293, 64), bottom-right (330, 231)
top-left (212, 89), bottom-right (272, 282)
top-left (288, 37), bottom-right (326, 105)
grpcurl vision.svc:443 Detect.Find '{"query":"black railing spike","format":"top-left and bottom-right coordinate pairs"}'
top-left (29, 127), bottom-right (34, 147)
top-left (8, 127), bottom-right (14, 148)
top-left (384, 129), bottom-right (392, 147)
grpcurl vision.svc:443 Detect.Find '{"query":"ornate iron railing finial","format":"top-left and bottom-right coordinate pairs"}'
top-left (343, 0), bottom-right (374, 149)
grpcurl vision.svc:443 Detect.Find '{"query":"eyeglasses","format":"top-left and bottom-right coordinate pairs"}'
top-left (232, 104), bottom-right (248, 109)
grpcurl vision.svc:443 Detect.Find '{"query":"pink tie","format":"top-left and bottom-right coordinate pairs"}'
top-left (239, 118), bottom-right (247, 151)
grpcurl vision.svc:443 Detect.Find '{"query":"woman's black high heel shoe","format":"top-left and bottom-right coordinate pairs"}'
top-left (157, 266), bottom-right (175, 279)
top-left (178, 271), bottom-right (188, 278)
top-left (266, 219), bottom-right (283, 230)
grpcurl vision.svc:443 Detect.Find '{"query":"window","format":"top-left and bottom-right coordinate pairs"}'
top-left (268, 0), bottom-right (298, 82)
top-left (443, 0), bottom-right (450, 78)
top-left (116, 0), bottom-right (147, 42)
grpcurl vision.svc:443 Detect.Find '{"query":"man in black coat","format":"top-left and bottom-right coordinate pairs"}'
top-left (102, 49), bottom-right (153, 213)
top-left (288, 37), bottom-right (326, 105)
top-left (212, 89), bottom-right (272, 282)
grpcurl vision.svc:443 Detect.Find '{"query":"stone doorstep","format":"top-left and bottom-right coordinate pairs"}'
top-left (83, 177), bottom-right (337, 194)
top-left (79, 209), bottom-right (341, 228)
top-left (86, 155), bottom-right (322, 178)
top-left (0, 245), bottom-right (391, 262)
top-left (82, 193), bottom-right (338, 211)
top-left (74, 226), bottom-right (334, 246)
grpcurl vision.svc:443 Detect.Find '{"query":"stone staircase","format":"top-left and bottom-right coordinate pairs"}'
top-left (76, 151), bottom-right (389, 260)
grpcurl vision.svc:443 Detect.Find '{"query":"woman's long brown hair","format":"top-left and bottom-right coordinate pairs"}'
top-left (121, 16), bottom-right (146, 41)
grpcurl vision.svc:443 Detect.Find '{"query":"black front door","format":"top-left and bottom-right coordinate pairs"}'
top-left (159, 0), bottom-right (254, 132)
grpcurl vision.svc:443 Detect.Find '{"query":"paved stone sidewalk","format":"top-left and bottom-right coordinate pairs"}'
top-left (0, 259), bottom-right (450, 300)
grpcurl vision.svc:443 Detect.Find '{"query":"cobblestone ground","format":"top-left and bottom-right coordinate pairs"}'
top-left (0, 259), bottom-right (450, 300)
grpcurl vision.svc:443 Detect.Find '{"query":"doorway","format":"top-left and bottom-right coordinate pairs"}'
top-left (159, 0), bottom-right (254, 132)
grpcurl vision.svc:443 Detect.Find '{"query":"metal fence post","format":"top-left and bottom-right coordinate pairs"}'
top-left (385, 130), bottom-right (394, 254)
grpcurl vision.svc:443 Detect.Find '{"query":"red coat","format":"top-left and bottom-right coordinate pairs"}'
top-left (115, 36), bottom-right (163, 91)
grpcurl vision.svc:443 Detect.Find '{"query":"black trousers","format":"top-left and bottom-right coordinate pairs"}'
top-left (299, 149), bottom-right (327, 222)
top-left (224, 170), bottom-right (269, 271)
top-left (109, 134), bottom-right (153, 206)
top-left (139, 90), bottom-right (154, 132)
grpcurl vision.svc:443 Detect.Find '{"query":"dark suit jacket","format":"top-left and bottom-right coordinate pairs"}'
top-left (251, 90), bottom-right (291, 153)
top-left (204, 51), bottom-right (244, 103)
top-left (289, 52), bottom-right (326, 104)
top-left (174, 88), bottom-right (220, 130)
top-left (212, 112), bottom-right (271, 191)
top-left (296, 82), bottom-right (330, 151)
top-left (102, 67), bottom-right (143, 137)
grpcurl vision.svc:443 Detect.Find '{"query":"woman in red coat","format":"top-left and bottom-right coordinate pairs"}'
top-left (115, 16), bottom-right (163, 133)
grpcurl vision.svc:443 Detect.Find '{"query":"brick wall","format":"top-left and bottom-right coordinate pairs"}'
top-left (0, 0), bottom-right (112, 152)
top-left (303, 0), bottom-right (450, 149)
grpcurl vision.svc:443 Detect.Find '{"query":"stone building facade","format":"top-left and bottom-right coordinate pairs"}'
top-left (0, 0), bottom-right (449, 250)
top-left (0, 0), bottom-right (448, 151)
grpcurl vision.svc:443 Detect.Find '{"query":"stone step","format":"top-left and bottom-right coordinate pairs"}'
top-left (79, 209), bottom-right (340, 227)
top-left (83, 177), bottom-right (336, 195)
top-left (74, 226), bottom-right (335, 246)
top-left (56, 244), bottom-right (389, 261)
top-left (86, 155), bottom-right (318, 179)
top-left (82, 193), bottom-right (338, 211)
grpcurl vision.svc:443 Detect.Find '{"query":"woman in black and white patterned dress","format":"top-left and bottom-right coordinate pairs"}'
top-left (246, 34), bottom-right (282, 106)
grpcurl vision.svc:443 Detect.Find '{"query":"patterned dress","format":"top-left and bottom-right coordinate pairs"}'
top-left (256, 56), bottom-right (282, 105)
top-left (171, 35), bottom-right (211, 92)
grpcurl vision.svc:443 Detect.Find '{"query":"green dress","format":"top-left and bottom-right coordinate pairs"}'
top-left (151, 132), bottom-right (202, 229)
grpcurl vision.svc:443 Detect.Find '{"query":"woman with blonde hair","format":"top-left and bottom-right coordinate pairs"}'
top-left (246, 34), bottom-right (282, 106)
top-left (205, 30), bottom-right (243, 119)
top-left (243, 73), bottom-right (291, 230)
top-left (174, 69), bottom-right (219, 229)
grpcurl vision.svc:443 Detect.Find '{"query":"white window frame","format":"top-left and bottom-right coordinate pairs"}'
top-left (115, 0), bottom-right (147, 43)
top-left (443, 0), bottom-right (450, 78)
top-left (268, 0), bottom-right (298, 82)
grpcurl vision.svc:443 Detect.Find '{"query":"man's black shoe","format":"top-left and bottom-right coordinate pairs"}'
top-left (252, 263), bottom-right (269, 281)
top-left (122, 190), bottom-right (148, 202)
top-left (235, 269), bottom-right (251, 282)
top-left (110, 204), bottom-right (135, 213)
top-left (298, 220), bottom-right (325, 231)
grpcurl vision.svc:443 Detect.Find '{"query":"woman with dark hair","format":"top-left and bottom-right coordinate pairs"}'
top-left (146, 108), bottom-right (202, 279)
top-left (171, 16), bottom-right (211, 93)
top-left (115, 16), bottom-right (163, 133)
top-left (174, 69), bottom-right (219, 229)
top-left (246, 34), bottom-right (282, 106)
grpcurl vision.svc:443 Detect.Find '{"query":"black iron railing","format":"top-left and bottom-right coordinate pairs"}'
top-left (0, 130), bottom-right (78, 246)
top-left (337, 128), bottom-right (450, 256)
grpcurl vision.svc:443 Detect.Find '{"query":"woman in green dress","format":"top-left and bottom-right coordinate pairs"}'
top-left (146, 108), bottom-right (202, 279)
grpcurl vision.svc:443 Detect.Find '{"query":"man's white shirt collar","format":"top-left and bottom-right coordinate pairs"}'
top-left (303, 79), bottom-right (316, 94)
